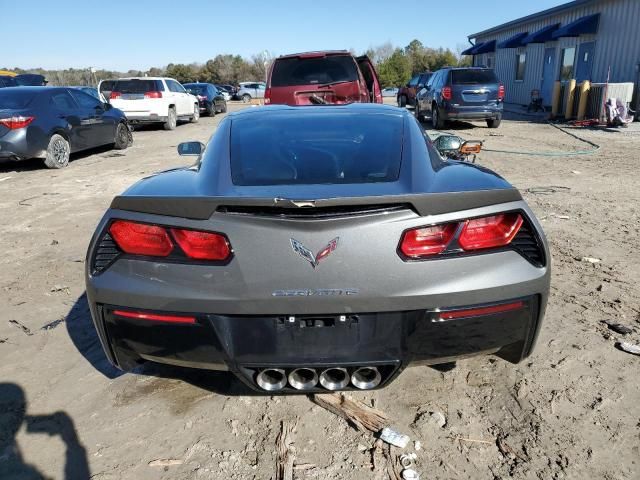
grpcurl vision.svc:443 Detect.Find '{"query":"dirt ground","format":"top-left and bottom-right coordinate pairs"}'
top-left (1, 101), bottom-right (639, 480)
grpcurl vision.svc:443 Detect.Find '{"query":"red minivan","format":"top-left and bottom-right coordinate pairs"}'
top-left (265, 51), bottom-right (382, 106)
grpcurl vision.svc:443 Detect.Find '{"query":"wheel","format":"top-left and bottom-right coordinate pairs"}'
top-left (190, 104), bottom-right (200, 123)
top-left (113, 123), bottom-right (131, 150)
top-left (43, 134), bottom-right (70, 169)
top-left (163, 107), bottom-right (177, 130)
top-left (414, 102), bottom-right (423, 121)
top-left (398, 95), bottom-right (407, 108)
top-left (207, 102), bottom-right (216, 116)
top-left (242, 94), bottom-right (251, 103)
top-left (487, 117), bottom-right (501, 128)
top-left (432, 103), bottom-right (445, 129)
top-left (221, 101), bottom-right (227, 113)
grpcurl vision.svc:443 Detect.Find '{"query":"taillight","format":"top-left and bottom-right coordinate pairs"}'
top-left (110, 91), bottom-right (121, 100)
top-left (442, 86), bottom-right (452, 100)
top-left (113, 310), bottom-right (196, 324)
top-left (0, 116), bottom-right (35, 130)
top-left (458, 213), bottom-right (523, 251)
top-left (498, 84), bottom-right (505, 101)
top-left (170, 229), bottom-right (231, 261)
top-left (438, 301), bottom-right (525, 321)
top-left (264, 88), bottom-right (271, 104)
top-left (400, 223), bottom-right (457, 258)
top-left (109, 220), bottom-right (174, 257)
top-left (144, 91), bottom-right (162, 99)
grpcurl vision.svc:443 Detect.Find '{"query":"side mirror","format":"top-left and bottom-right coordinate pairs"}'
top-left (417, 83), bottom-right (424, 89)
top-left (102, 102), bottom-right (112, 110)
top-left (177, 141), bottom-right (205, 156)
top-left (434, 135), bottom-right (462, 154)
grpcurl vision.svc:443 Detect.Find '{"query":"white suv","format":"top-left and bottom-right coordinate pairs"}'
top-left (101, 77), bottom-right (199, 130)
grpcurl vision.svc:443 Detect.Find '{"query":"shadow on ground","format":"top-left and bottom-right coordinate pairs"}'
top-left (0, 144), bottom-right (120, 173)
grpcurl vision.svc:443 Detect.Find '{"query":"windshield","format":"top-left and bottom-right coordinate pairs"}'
top-left (0, 89), bottom-right (37, 109)
top-left (270, 55), bottom-right (359, 87)
top-left (112, 79), bottom-right (163, 93)
top-left (185, 85), bottom-right (207, 95)
top-left (451, 69), bottom-right (498, 84)
top-left (230, 111), bottom-right (403, 186)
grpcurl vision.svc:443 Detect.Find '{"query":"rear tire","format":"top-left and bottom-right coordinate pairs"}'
top-left (487, 117), bottom-right (501, 128)
top-left (221, 101), bottom-right (227, 113)
top-left (242, 94), bottom-right (251, 103)
top-left (43, 134), bottom-right (70, 169)
top-left (190, 104), bottom-right (199, 123)
top-left (432, 103), bottom-right (445, 129)
top-left (164, 107), bottom-right (177, 130)
top-left (114, 123), bottom-right (131, 150)
top-left (207, 102), bottom-right (216, 116)
top-left (414, 102), bottom-right (423, 121)
top-left (398, 95), bottom-right (407, 108)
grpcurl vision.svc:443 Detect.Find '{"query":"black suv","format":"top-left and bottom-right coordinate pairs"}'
top-left (415, 67), bottom-right (504, 129)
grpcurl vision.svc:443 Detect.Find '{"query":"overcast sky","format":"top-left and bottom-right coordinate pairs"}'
top-left (2, 0), bottom-right (570, 71)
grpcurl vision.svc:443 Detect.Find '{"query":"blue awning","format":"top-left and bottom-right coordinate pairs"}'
top-left (460, 44), bottom-right (478, 55)
top-left (522, 23), bottom-right (560, 44)
top-left (473, 40), bottom-right (496, 54)
top-left (497, 32), bottom-right (529, 48)
top-left (552, 14), bottom-right (600, 38)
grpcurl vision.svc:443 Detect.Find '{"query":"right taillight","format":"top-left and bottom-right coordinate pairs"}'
top-left (264, 87), bottom-right (271, 104)
top-left (109, 220), bottom-right (174, 257)
top-left (110, 91), bottom-right (121, 100)
top-left (400, 223), bottom-right (458, 258)
top-left (498, 84), bottom-right (505, 101)
top-left (144, 91), bottom-right (162, 99)
top-left (458, 213), bottom-right (523, 251)
top-left (442, 86), bottom-right (452, 100)
top-left (170, 229), bottom-right (231, 261)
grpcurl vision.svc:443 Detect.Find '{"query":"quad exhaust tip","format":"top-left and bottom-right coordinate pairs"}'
top-left (319, 367), bottom-right (350, 391)
top-left (256, 368), bottom-right (287, 391)
top-left (288, 368), bottom-right (319, 390)
top-left (351, 367), bottom-right (382, 390)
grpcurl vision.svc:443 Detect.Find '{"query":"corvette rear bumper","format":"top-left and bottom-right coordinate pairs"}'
top-left (88, 295), bottom-right (543, 392)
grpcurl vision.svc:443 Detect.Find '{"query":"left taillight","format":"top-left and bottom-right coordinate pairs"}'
top-left (264, 87), bottom-right (271, 104)
top-left (0, 116), bottom-right (35, 130)
top-left (144, 91), bottom-right (162, 99)
top-left (458, 213), bottom-right (523, 251)
top-left (399, 223), bottom-right (457, 258)
top-left (109, 220), bottom-right (174, 257)
top-left (107, 220), bottom-right (232, 262)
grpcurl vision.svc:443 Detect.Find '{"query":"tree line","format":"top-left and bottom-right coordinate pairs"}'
top-left (3, 39), bottom-right (470, 88)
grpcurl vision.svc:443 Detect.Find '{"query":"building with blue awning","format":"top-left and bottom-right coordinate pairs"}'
top-left (463, 0), bottom-right (640, 107)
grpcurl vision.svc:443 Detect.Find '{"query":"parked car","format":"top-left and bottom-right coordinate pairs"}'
top-left (183, 83), bottom-right (227, 115)
top-left (69, 86), bottom-right (106, 102)
top-left (101, 77), bottom-right (199, 130)
top-left (212, 85), bottom-right (231, 102)
top-left (0, 76), bottom-right (18, 88)
top-left (381, 87), bottom-right (399, 97)
top-left (15, 74), bottom-right (48, 86)
top-left (265, 51), bottom-right (382, 105)
top-left (0, 87), bottom-right (130, 169)
top-left (85, 104), bottom-right (549, 392)
top-left (397, 72), bottom-right (432, 107)
top-left (237, 82), bottom-right (266, 103)
top-left (415, 67), bottom-right (504, 129)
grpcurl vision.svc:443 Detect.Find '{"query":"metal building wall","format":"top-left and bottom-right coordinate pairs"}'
top-left (471, 0), bottom-right (640, 105)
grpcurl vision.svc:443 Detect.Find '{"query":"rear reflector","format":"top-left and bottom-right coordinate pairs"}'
top-left (109, 220), bottom-right (173, 257)
top-left (170, 229), bottom-right (231, 261)
top-left (458, 213), bottom-right (523, 251)
top-left (438, 301), bottom-right (525, 320)
top-left (0, 116), bottom-right (35, 129)
top-left (144, 91), bottom-right (163, 98)
top-left (113, 310), bottom-right (196, 324)
top-left (400, 223), bottom-right (457, 258)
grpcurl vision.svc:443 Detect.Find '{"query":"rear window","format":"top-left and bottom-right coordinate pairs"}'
top-left (451, 69), bottom-right (498, 84)
top-left (112, 79), bottom-right (164, 93)
top-left (185, 84), bottom-right (207, 95)
top-left (230, 111), bottom-right (403, 186)
top-left (0, 89), bottom-right (37, 109)
top-left (270, 55), bottom-right (359, 87)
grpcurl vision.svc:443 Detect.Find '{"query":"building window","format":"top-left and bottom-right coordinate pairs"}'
top-left (559, 47), bottom-right (576, 80)
top-left (515, 53), bottom-right (526, 81)
top-left (486, 53), bottom-right (494, 69)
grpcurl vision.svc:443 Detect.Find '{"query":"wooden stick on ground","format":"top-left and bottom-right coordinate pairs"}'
top-left (310, 393), bottom-right (389, 434)
top-left (276, 419), bottom-right (298, 480)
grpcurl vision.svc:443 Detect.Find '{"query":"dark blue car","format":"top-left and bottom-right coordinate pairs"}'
top-left (183, 83), bottom-right (227, 116)
top-left (415, 67), bottom-right (504, 129)
top-left (0, 87), bottom-right (130, 168)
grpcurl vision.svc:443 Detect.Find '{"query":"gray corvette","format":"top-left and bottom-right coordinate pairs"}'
top-left (85, 104), bottom-right (550, 393)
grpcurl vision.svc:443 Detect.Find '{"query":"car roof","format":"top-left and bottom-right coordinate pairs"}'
top-left (115, 77), bottom-right (167, 81)
top-left (183, 82), bottom-right (212, 86)
top-left (0, 86), bottom-right (65, 93)
top-left (276, 50), bottom-right (351, 59)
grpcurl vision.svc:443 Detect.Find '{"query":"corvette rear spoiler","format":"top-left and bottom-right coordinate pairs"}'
top-left (110, 188), bottom-right (522, 220)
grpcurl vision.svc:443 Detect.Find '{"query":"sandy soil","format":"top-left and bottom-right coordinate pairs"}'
top-left (1, 102), bottom-right (639, 480)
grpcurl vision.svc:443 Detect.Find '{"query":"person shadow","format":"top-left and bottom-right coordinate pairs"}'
top-left (0, 383), bottom-right (90, 479)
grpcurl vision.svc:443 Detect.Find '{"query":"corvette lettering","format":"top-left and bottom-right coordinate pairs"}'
top-left (272, 288), bottom-right (360, 297)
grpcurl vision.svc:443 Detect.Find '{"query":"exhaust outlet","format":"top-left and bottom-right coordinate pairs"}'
top-left (256, 368), bottom-right (287, 391)
top-left (288, 368), bottom-right (319, 390)
top-left (351, 367), bottom-right (382, 390)
top-left (319, 367), bottom-right (349, 390)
